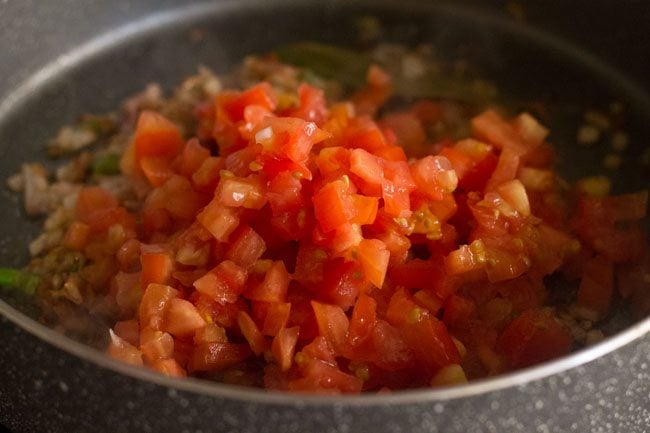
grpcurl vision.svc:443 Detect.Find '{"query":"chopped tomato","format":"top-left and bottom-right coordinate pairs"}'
top-left (189, 342), bottom-right (252, 372)
top-left (140, 246), bottom-right (174, 289)
top-left (133, 111), bottom-right (183, 164)
top-left (138, 283), bottom-right (178, 330)
top-left (85, 71), bottom-right (649, 394)
top-left (237, 311), bottom-right (268, 356)
top-left (311, 301), bottom-right (349, 353)
top-left (401, 315), bottom-right (460, 374)
top-left (194, 260), bottom-right (248, 304)
top-left (498, 309), bottom-right (572, 368)
top-left (108, 330), bottom-right (143, 366)
top-left (75, 187), bottom-right (131, 233)
top-left (272, 326), bottom-right (300, 371)
top-left (165, 298), bottom-right (207, 337)
top-left (245, 261), bottom-right (290, 303)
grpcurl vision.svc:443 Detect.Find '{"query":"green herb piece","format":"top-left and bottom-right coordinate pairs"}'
top-left (0, 268), bottom-right (41, 296)
top-left (91, 154), bottom-right (121, 176)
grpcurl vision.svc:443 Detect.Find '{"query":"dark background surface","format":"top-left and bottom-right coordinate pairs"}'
top-left (1, 1), bottom-right (649, 433)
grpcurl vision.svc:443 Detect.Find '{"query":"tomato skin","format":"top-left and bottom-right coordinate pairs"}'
top-left (189, 342), bottom-right (252, 372)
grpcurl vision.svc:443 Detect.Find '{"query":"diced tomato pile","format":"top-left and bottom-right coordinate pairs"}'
top-left (72, 70), bottom-right (649, 393)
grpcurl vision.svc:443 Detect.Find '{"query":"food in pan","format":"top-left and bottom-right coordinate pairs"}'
top-left (5, 43), bottom-right (649, 393)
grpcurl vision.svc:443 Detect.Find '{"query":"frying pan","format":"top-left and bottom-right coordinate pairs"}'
top-left (1, 1), bottom-right (649, 432)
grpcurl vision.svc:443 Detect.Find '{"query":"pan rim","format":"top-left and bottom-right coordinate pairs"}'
top-left (1, 0), bottom-right (649, 406)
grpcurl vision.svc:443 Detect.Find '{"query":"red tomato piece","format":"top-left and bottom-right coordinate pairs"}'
top-left (165, 298), bottom-right (207, 337)
top-left (196, 198), bottom-right (240, 242)
top-left (108, 330), bottom-right (143, 366)
top-left (401, 315), bottom-right (460, 374)
top-left (192, 156), bottom-right (225, 191)
top-left (140, 328), bottom-right (175, 364)
top-left (63, 221), bottom-right (91, 251)
top-left (216, 175), bottom-right (267, 209)
top-left (113, 319), bottom-right (140, 347)
top-left (471, 110), bottom-right (529, 156)
top-left (193, 260), bottom-right (248, 304)
top-left (140, 157), bottom-right (174, 187)
top-left (138, 283), bottom-right (178, 330)
top-left (189, 342), bottom-right (252, 372)
top-left (318, 258), bottom-right (364, 310)
top-left (262, 302), bottom-right (292, 336)
top-left (225, 225), bottom-right (266, 268)
top-left (75, 187), bottom-right (130, 233)
top-left (348, 294), bottom-right (377, 346)
top-left (442, 295), bottom-right (476, 328)
top-left (313, 179), bottom-right (356, 232)
top-left (140, 246), bottom-right (174, 289)
top-left (237, 311), bottom-right (268, 356)
top-left (311, 301), bottom-right (349, 353)
top-left (151, 358), bottom-right (187, 378)
top-left (289, 358), bottom-right (363, 393)
top-left (356, 238), bottom-right (389, 289)
top-left (134, 111), bottom-right (183, 164)
top-left (498, 309), bottom-right (572, 368)
top-left (410, 155), bottom-right (458, 200)
top-left (223, 82), bottom-right (277, 122)
top-left (286, 84), bottom-right (328, 125)
top-left (350, 195), bottom-right (379, 225)
top-left (177, 138), bottom-right (210, 179)
top-left (245, 261), bottom-right (290, 303)
top-left (272, 326), bottom-right (300, 372)
top-left (349, 148), bottom-right (384, 187)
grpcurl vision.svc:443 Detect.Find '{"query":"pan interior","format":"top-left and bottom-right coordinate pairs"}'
top-left (0, 0), bottom-right (648, 368)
